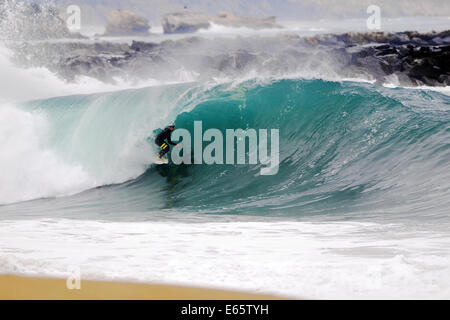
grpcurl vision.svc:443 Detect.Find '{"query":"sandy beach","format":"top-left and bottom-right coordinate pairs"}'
top-left (0, 275), bottom-right (282, 300)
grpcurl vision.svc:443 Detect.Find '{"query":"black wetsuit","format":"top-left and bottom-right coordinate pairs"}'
top-left (155, 127), bottom-right (176, 157)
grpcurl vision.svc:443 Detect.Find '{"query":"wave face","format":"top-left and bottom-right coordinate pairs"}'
top-left (1, 79), bottom-right (450, 218)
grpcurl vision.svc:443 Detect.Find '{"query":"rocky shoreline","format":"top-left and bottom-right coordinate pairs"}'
top-left (306, 31), bottom-right (450, 86)
top-left (1, 1), bottom-right (448, 87)
top-left (8, 30), bottom-right (450, 87)
top-left (162, 11), bottom-right (281, 34)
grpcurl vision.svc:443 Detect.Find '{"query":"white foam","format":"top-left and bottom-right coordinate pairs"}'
top-left (0, 219), bottom-right (449, 299)
top-left (0, 104), bottom-right (94, 204)
top-left (196, 22), bottom-right (283, 36)
top-left (383, 81), bottom-right (450, 96)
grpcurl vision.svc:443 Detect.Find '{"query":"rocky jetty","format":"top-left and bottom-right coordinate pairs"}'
top-left (162, 11), bottom-right (280, 34)
top-left (104, 9), bottom-right (150, 36)
top-left (9, 30), bottom-right (450, 87)
top-left (306, 31), bottom-right (450, 86)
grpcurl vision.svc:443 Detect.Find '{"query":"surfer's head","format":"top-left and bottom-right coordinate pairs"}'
top-left (169, 125), bottom-right (175, 131)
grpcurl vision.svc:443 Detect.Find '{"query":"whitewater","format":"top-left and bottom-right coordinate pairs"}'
top-left (1, 21), bottom-right (450, 298)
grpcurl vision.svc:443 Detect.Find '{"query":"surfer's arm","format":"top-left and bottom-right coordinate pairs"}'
top-left (167, 134), bottom-right (177, 146)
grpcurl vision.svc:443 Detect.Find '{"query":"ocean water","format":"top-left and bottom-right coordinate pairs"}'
top-left (1, 76), bottom-right (449, 299)
top-left (1, 11), bottom-right (450, 298)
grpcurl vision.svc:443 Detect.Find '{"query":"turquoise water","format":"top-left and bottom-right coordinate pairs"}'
top-left (2, 79), bottom-right (449, 219)
top-left (1, 79), bottom-right (450, 298)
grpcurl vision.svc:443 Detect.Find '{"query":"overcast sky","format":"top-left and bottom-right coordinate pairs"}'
top-left (24, 0), bottom-right (450, 24)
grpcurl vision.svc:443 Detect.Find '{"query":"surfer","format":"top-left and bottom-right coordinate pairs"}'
top-left (155, 125), bottom-right (179, 160)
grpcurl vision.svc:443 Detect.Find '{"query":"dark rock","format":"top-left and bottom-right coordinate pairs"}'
top-left (104, 9), bottom-right (150, 36)
top-left (7, 28), bottom-right (449, 88)
top-left (130, 41), bottom-right (158, 52)
top-left (162, 11), bottom-right (281, 34)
